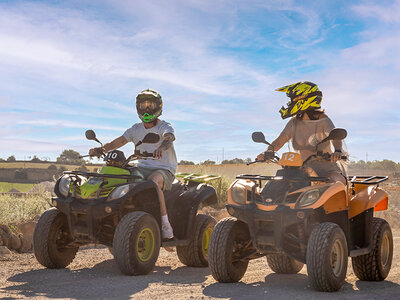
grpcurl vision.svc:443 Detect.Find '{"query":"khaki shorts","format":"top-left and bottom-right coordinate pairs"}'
top-left (138, 167), bottom-right (175, 191)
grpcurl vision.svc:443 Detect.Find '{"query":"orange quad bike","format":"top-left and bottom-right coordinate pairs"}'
top-left (208, 128), bottom-right (393, 292)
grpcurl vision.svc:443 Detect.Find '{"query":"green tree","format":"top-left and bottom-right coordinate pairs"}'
top-left (221, 158), bottom-right (245, 164)
top-left (57, 149), bottom-right (84, 165)
top-left (7, 155), bottom-right (16, 162)
top-left (201, 159), bottom-right (216, 165)
top-left (31, 155), bottom-right (41, 163)
top-left (178, 160), bottom-right (195, 165)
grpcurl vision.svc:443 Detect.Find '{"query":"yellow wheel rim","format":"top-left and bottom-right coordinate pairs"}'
top-left (381, 231), bottom-right (390, 267)
top-left (202, 227), bottom-right (213, 258)
top-left (136, 228), bottom-right (155, 262)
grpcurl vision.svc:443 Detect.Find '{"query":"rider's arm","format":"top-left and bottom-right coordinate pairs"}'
top-left (268, 132), bottom-right (289, 152)
top-left (103, 136), bottom-right (128, 153)
top-left (89, 136), bottom-right (128, 156)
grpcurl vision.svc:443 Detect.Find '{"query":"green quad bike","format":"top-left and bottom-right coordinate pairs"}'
top-left (33, 130), bottom-right (220, 275)
top-left (209, 129), bottom-right (393, 292)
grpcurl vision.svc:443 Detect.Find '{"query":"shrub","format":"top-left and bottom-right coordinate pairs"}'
top-left (14, 169), bottom-right (28, 180)
top-left (47, 164), bottom-right (57, 171)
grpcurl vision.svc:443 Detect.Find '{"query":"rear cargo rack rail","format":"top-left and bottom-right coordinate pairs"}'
top-left (348, 175), bottom-right (388, 185)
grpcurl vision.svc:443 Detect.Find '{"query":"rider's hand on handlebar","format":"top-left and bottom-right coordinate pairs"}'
top-left (153, 148), bottom-right (163, 159)
top-left (257, 150), bottom-right (274, 162)
top-left (331, 150), bottom-right (342, 162)
top-left (89, 147), bottom-right (104, 158)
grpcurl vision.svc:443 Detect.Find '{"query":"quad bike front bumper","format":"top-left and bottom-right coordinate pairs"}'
top-left (226, 203), bottom-right (313, 262)
top-left (52, 196), bottom-right (122, 245)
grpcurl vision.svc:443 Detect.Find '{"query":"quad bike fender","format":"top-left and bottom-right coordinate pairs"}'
top-left (308, 182), bottom-right (348, 214)
top-left (349, 186), bottom-right (388, 219)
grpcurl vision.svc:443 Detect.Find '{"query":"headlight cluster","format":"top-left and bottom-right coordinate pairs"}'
top-left (231, 184), bottom-right (246, 205)
top-left (107, 184), bottom-right (130, 202)
top-left (58, 175), bottom-right (72, 197)
top-left (297, 186), bottom-right (328, 208)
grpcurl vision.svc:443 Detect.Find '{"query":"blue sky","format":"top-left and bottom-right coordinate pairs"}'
top-left (1, 0), bottom-right (399, 163)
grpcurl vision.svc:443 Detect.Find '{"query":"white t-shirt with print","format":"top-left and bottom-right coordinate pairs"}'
top-left (123, 120), bottom-right (178, 174)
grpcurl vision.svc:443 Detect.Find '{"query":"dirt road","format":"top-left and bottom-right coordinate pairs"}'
top-left (1, 232), bottom-right (399, 300)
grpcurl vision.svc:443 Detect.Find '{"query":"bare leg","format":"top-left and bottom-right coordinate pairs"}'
top-left (148, 171), bottom-right (173, 239)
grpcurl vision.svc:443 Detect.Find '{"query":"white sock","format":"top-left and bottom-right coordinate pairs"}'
top-left (161, 214), bottom-right (170, 225)
top-left (161, 215), bottom-right (173, 239)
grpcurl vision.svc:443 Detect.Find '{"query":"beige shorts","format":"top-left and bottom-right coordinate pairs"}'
top-left (139, 167), bottom-right (175, 191)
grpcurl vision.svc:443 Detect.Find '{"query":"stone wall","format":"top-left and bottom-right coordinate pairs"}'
top-left (0, 168), bottom-right (58, 183)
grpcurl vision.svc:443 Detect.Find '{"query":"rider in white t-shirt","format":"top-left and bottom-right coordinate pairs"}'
top-left (89, 89), bottom-right (177, 240)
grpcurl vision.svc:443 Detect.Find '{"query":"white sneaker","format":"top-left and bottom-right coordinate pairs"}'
top-left (162, 222), bottom-right (174, 240)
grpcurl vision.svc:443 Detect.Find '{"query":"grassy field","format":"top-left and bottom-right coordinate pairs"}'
top-left (0, 161), bottom-right (100, 172)
top-left (0, 182), bottom-right (36, 193)
top-left (0, 193), bottom-right (51, 226)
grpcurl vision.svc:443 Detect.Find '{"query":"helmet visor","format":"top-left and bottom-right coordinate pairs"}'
top-left (139, 100), bottom-right (156, 110)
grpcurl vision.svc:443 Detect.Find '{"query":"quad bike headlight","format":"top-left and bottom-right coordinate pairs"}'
top-left (58, 175), bottom-right (72, 197)
top-left (107, 184), bottom-right (130, 202)
top-left (297, 186), bottom-right (328, 208)
top-left (231, 184), bottom-right (246, 205)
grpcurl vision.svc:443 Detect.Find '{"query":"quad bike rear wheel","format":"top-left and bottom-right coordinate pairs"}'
top-left (306, 222), bottom-right (348, 292)
top-left (177, 214), bottom-right (216, 267)
top-left (33, 207), bottom-right (78, 268)
top-left (351, 218), bottom-right (393, 281)
top-left (266, 253), bottom-right (304, 274)
top-left (208, 217), bottom-right (251, 282)
top-left (113, 211), bottom-right (160, 275)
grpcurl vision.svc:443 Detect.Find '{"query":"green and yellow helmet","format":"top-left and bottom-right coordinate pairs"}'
top-left (136, 89), bottom-right (163, 123)
top-left (276, 81), bottom-right (322, 119)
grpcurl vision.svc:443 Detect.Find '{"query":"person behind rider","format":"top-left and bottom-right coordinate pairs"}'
top-left (257, 81), bottom-right (346, 184)
top-left (89, 89), bottom-right (177, 240)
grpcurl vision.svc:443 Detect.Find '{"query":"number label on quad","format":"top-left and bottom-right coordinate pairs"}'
top-left (278, 152), bottom-right (302, 167)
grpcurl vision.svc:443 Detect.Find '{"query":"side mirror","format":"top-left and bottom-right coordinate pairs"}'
top-left (85, 130), bottom-right (102, 145)
top-left (252, 132), bottom-right (267, 144)
top-left (252, 131), bottom-right (274, 150)
top-left (142, 133), bottom-right (160, 144)
top-left (318, 128), bottom-right (347, 145)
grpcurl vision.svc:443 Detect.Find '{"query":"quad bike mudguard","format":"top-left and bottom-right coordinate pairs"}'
top-left (165, 181), bottom-right (218, 242)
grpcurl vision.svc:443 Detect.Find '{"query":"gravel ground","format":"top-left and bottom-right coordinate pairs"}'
top-left (1, 230), bottom-right (399, 300)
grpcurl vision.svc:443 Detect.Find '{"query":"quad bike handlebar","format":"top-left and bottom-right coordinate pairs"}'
top-left (248, 151), bottom-right (347, 166)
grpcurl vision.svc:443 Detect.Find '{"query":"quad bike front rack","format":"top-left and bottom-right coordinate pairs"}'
top-left (175, 173), bottom-right (221, 184)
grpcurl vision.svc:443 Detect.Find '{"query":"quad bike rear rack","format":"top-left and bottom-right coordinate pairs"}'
top-left (236, 174), bottom-right (328, 187)
top-left (175, 173), bottom-right (221, 183)
top-left (348, 175), bottom-right (388, 185)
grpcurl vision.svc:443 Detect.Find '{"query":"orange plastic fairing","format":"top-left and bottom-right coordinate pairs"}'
top-left (374, 196), bottom-right (388, 212)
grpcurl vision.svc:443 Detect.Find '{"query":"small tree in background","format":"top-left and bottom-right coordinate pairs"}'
top-left (57, 149), bottom-right (84, 165)
top-left (178, 160), bottom-right (195, 165)
top-left (7, 155), bottom-right (16, 162)
top-left (31, 155), bottom-right (41, 163)
top-left (201, 159), bottom-right (216, 165)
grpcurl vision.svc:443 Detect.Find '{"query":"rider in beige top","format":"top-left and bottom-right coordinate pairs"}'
top-left (257, 81), bottom-right (346, 184)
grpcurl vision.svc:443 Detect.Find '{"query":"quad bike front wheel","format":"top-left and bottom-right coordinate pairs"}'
top-left (113, 211), bottom-right (160, 275)
top-left (177, 214), bottom-right (216, 267)
top-left (352, 218), bottom-right (393, 281)
top-left (306, 222), bottom-right (348, 292)
top-left (208, 217), bottom-right (251, 282)
top-left (266, 253), bottom-right (304, 274)
top-left (33, 207), bottom-right (78, 268)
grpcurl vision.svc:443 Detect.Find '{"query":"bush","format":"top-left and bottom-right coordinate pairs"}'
top-left (14, 169), bottom-right (28, 180)
top-left (0, 193), bottom-right (51, 226)
top-left (7, 155), bottom-right (16, 162)
top-left (47, 164), bottom-right (57, 171)
top-left (179, 160), bottom-right (195, 165)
